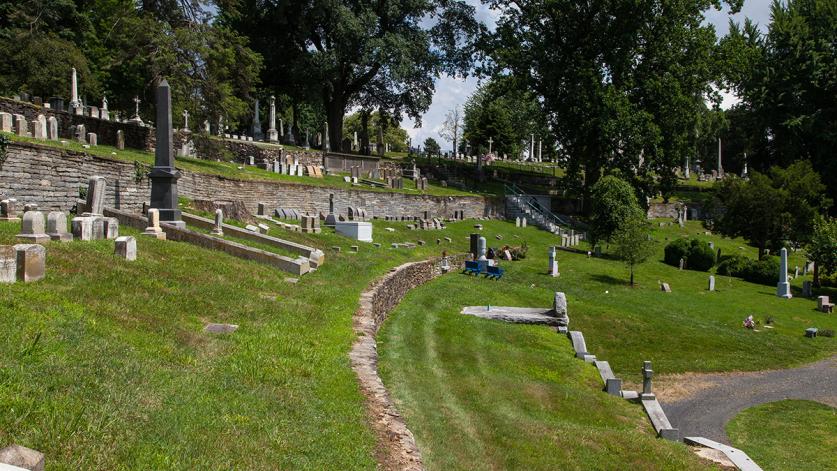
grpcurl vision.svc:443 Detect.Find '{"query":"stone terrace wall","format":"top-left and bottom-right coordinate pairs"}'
top-left (0, 97), bottom-right (154, 150)
top-left (222, 140), bottom-right (323, 167)
top-left (0, 142), bottom-right (497, 219)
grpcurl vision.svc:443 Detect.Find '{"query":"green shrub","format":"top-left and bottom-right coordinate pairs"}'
top-left (664, 238), bottom-right (690, 267)
top-left (686, 240), bottom-right (716, 272)
top-left (740, 257), bottom-right (780, 285)
top-left (717, 255), bottom-right (752, 276)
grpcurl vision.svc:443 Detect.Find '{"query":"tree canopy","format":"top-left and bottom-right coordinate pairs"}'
top-left (588, 174), bottom-right (645, 248)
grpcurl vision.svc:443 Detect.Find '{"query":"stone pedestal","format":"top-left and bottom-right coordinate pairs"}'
top-left (0, 245), bottom-right (16, 283)
top-left (16, 212), bottom-right (50, 244)
top-left (46, 212), bottom-right (73, 242)
top-left (335, 221), bottom-right (373, 242)
top-left (14, 244), bottom-right (46, 282)
top-left (115, 236), bottom-right (137, 261)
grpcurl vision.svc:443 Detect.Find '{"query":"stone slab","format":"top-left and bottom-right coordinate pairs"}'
top-left (204, 323), bottom-right (238, 334)
top-left (460, 306), bottom-right (562, 325)
top-left (684, 437), bottom-right (764, 471)
top-left (568, 330), bottom-right (588, 358)
top-left (0, 444), bottom-right (44, 471)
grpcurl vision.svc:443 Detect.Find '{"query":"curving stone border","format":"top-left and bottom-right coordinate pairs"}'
top-left (350, 254), bottom-right (467, 471)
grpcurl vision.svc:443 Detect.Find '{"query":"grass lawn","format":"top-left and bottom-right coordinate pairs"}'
top-left (727, 400), bottom-right (836, 470)
top-left (4, 133), bottom-right (478, 197)
top-left (377, 219), bottom-right (835, 468)
top-left (0, 216), bottom-right (487, 469)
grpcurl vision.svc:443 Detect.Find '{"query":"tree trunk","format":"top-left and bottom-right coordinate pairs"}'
top-left (630, 266), bottom-right (634, 287)
top-left (813, 261), bottom-right (820, 288)
top-left (360, 110), bottom-right (370, 155)
top-left (326, 97), bottom-right (345, 153)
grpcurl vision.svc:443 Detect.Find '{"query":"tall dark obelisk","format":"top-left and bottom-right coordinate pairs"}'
top-left (149, 79), bottom-right (184, 227)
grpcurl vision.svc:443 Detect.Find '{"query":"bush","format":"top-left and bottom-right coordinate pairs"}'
top-left (740, 257), bottom-right (780, 285)
top-left (717, 255), bottom-right (752, 276)
top-left (664, 238), bottom-right (691, 267)
top-left (687, 240), bottom-right (716, 272)
top-left (664, 238), bottom-right (715, 271)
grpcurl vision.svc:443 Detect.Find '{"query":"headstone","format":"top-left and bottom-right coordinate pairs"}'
top-left (469, 233), bottom-right (480, 258)
top-left (553, 292), bottom-right (569, 326)
top-left (0, 444), bottom-right (45, 471)
top-left (776, 247), bottom-right (792, 298)
top-left (71, 217), bottom-right (94, 240)
top-left (708, 275), bottom-right (715, 292)
top-left (149, 79), bottom-right (184, 228)
top-left (47, 116), bottom-right (58, 140)
top-left (91, 217), bottom-right (106, 240)
top-left (212, 209), bottom-right (224, 235)
top-left (46, 212), bottom-right (73, 241)
top-left (115, 236), bottom-right (137, 261)
top-left (103, 217), bottom-right (119, 239)
top-left (548, 246), bottom-right (559, 277)
top-left (477, 236), bottom-right (487, 261)
top-left (31, 119), bottom-right (45, 140)
top-left (14, 244), bottom-right (46, 282)
top-left (802, 280), bottom-right (812, 298)
top-left (0, 245), bottom-right (16, 283)
top-left (0, 112), bottom-right (12, 132)
top-left (678, 258), bottom-right (685, 270)
top-left (116, 130), bottom-right (125, 150)
top-left (142, 208), bottom-right (166, 240)
top-left (16, 212), bottom-right (50, 243)
top-left (83, 176), bottom-right (106, 217)
top-left (14, 114), bottom-right (28, 136)
top-left (522, 217), bottom-right (527, 228)
top-left (660, 282), bottom-right (672, 293)
top-left (515, 217), bottom-right (521, 227)
top-left (0, 199), bottom-right (20, 221)
top-left (257, 202), bottom-right (267, 216)
top-left (74, 123), bottom-right (86, 143)
top-left (641, 361), bottom-right (654, 399)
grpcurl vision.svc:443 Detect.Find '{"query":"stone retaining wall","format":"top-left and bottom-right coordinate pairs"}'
top-left (0, 142), bottom-right (497, 219)
top-left (350, 254), bottom-right (468, 471)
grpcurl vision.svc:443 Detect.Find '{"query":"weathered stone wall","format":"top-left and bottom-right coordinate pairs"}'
top-left (350, 254), bottom-right (468, 471)
top-left (0, 97), bottom-right (154, 150)
top-left (0, 142), bottom-right (498, 219)
top-left (221, 139), bottom-right (323, 167)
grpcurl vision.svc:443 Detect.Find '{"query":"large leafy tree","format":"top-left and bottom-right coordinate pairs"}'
top-left (612, 215), bottom-right (656, 287)
top-left (462, 78), bottom-right (553, 160)
top-left (484, 0), bottom-right (741, 207)
top-left (711, 161), bottom-right (831, 258)
top-left (221, 0), bottom-right (481, 148)
top-left (720, 0), bottom-right (837, 212)
top-left (807, 216), bottom-right (837, 287)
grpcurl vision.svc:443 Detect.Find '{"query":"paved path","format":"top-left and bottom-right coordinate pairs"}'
top-left (662, 355), bottom-right (837, 444)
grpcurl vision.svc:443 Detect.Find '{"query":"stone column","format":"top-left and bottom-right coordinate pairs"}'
top-left (70, 68), bottom-right (81, 114)
top-left (684, 155), bottom-right (690, 179)
top-left (148, 79), bottom-right (184, 228)
top-left (268, 96), bottom-right (278, 142)
top-left (777, 247), bottom-right (792, 298)
top-left (549, 246), bottom-right (558, 277)
top-left (641, 361), bottom-right (654, 399)
top-left (477, 236), bottom-right (487, 261)
top-left (323, 122), bottom-right (330, 152)
top-left (211, 209), bottom-right (224, 236)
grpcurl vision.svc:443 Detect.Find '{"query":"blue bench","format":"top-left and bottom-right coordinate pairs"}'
top-left (484, 265), bottom-right (504, 280)
top-left (463, 261), bottom-right (482, 276)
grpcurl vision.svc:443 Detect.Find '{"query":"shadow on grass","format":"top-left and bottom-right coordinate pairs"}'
top-left (589, 273), bottom-right (631, 287)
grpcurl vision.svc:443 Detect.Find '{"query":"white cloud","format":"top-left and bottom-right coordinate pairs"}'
top-left (404, 0), bottom-right (773, 148)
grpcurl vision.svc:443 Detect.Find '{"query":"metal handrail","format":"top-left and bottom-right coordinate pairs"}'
top-left (505, 184), bottom-right (571, 228)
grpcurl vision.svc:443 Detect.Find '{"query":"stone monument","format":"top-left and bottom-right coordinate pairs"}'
top-left (776, 247), bottom-right (792, 298)
top-left (148, 79), bottom-right (184, 228)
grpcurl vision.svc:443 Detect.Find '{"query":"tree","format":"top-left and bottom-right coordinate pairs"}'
top-left (589, 175), bottom-right (645, 248)
top-left (720, 0), bottom-right (837, 212)
top-left (423, 137), bottom-right (441, 157)
top-left (807, 216), bottom-right (837, 287)
top-left (484, 0), bottom-right (741, 206)
top-left (222, 0), bottom-right (481, 148)
top-left (462, 77), bottom-right (553, 159)
top-left (712, 161), bottom-right (831, 258)
top-left (613, 215), bottom-right (656, 286)
top-left (343, 112), bottom-right (408, 152)
top-left (439, 106), bottom-right (463, 156)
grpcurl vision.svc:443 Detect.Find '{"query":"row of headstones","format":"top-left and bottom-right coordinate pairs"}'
top-left (514, 216), bottom-right (528, 228)
top-left (406, 219), bottom-right (446, 231)
top-left (224, 133), bottom-right (255, 142)
top-left (247, 156), bottom-right (324, 178)
top-left (416, 177), bottom-right (429, 191)
top-left (0, 112), bottom-right (59, 140)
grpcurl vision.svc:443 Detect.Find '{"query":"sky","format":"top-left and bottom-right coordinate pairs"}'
top-left (402, 0), bottom-right (775, 150)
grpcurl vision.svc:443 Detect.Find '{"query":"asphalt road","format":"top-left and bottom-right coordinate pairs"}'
top-left (662, 355), bottom-right (837, 444)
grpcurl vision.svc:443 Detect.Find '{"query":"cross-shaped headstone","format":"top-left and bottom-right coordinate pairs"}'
top-left (182, 109), bottom-right (189, 129)
top-left (133, 96), bottom-right (141, 118)
top-left (488, 137), bottom-right (493, 154)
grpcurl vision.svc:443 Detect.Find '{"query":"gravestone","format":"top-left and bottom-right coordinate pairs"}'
top-left (14, 244), bottom-right (46, 282)
top-left (149, 79), bottom-right (184, 228)
top-left (0, 199), bottom-right (20, 222)
top-left (71, 217), bottom-right (94, 241)
top-left (553, 292), bottom-right (569, 326)
top-left (477, 236), bottom-right (487, 261)
top-left (660, 282), bottom-right (672, 293)
top-left (47, 117), bottom-right (58, 140)
top-left (522, 217), bottom-right (527, 228)
top-left (469, 233), bottom-right (480, 259)
top-left (46, 212), bottom-right (73, 242)
top-left (641, 361), bottom-right (655, 399)
top-left (515, 217), bottom-right (521, 227)
top-left (115, 236), bottom-right (137, 261)
top-left (0, 245), bottom-right (16, 283)
top-left (116, 130), bottom-right (125, 149)
top-left (14, 114), bottom-right (28, 136)
top-left (87, 132), bottom-right (98, 146)
top-left (103, 217), bottom-right (119, 239)
top-left (83, 176), bottom-right (106, 217)
top-left (257, 202), bottom-right (267, 216)
top-left (17, 212), bottom-right (50, 243)
top-left (74, 124), bottom-right (86, 143)
top-left (708, 275), bottom-right (715, 292)
top-left (211, 209), bottom-right (224, 236)
top-left (679, 258), bottom-right (685, 270)
top-left (142, 208), bottom-right (166, 240)
top-left (802, 281), bottom-right (812, 298)
top-left (548, 246), bottom-right (559, 277)
top-left (91, 217), bottom-right (106, 240)
top-left (31, 119), bottom-right (45, 140)
top-left (776, 247), bottom-right (792, 298)
top-left (0, 112), bottom-right (12, 132)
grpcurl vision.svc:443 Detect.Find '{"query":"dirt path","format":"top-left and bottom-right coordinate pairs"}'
top-left (661, 355), bottom-right (837, 444)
